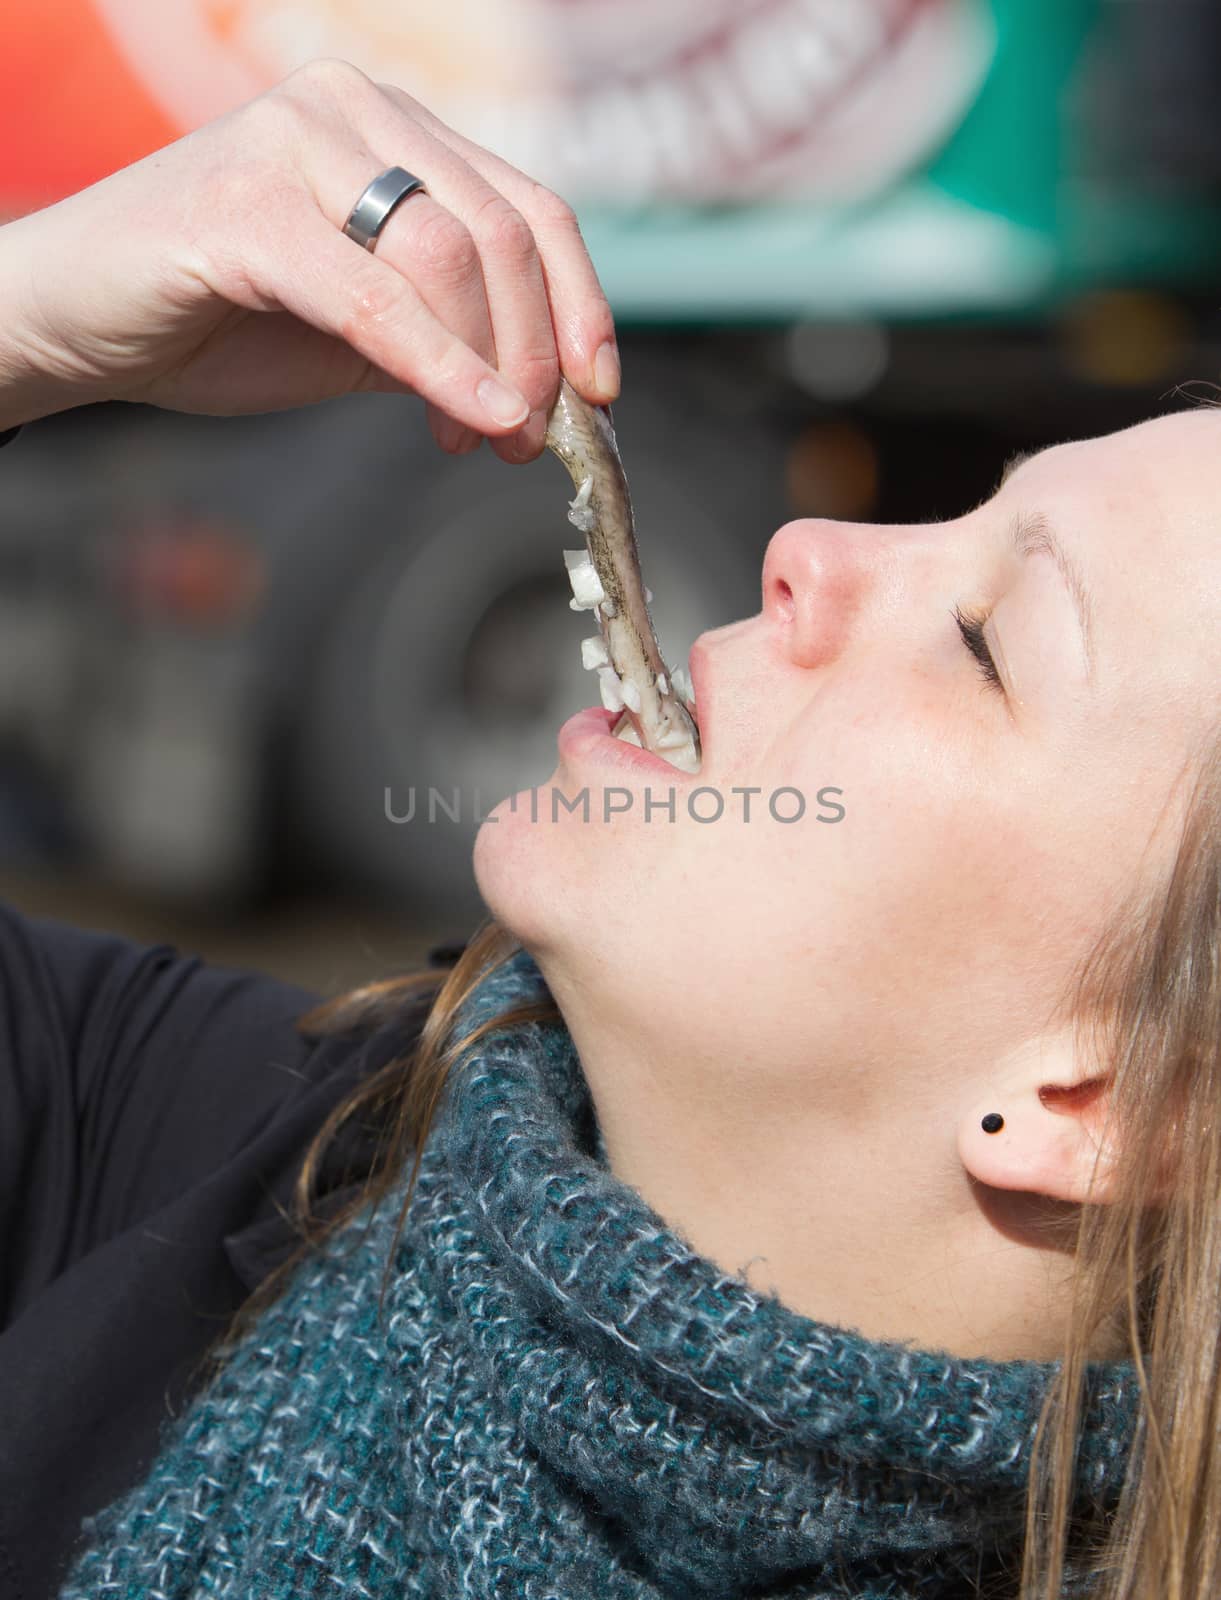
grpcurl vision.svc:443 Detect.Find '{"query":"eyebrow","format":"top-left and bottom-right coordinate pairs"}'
top-left (995, 448), bottom-right (1097, 681)
top-left (1010, 511), bottom-right (1097, 681)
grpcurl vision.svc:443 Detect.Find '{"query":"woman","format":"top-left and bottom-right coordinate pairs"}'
top-left (0, 60), bottom-right (1217, 1600)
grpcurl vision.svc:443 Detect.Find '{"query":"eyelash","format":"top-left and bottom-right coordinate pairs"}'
top-left (953, 604), bottom-right (1004, 693)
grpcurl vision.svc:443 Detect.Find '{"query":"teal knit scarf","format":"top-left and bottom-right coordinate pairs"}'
top-left (58, 950), bottom-right (1139, 1599)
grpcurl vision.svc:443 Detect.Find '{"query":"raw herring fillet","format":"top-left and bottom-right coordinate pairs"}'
top-left (545, 379), bottom-right (700, 774)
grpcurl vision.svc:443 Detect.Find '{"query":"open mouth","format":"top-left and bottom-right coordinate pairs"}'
top-left (558, 704), bottom-right (702, 782)
top-left (572, 615), bottom-right (700, 771)
top-left (606, 658), bottom-right (699, 754)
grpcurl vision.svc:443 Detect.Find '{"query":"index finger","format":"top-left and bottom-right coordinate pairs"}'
top-left (375, 86), bottom-right (620, 410)
top-left (258, 205), bottom-right (532, 435)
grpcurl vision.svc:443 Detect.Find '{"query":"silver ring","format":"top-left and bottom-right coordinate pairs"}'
top-left (342, 166), bottom-right (428, 252)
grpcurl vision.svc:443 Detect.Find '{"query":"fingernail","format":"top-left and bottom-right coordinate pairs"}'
top-left (477, 375), bottom-right (530, 428)
top-left (593, 340), bottom-right (621, 400)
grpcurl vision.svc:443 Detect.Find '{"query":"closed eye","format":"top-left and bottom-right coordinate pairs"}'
top-left (953, 604), bottom-right (1003, 693)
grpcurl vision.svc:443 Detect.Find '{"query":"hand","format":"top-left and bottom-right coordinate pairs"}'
top-left (0, 58), bottom-right (620, 464)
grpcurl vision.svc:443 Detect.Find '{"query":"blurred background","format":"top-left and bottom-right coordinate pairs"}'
top-left (0, 0), bottom-right (1218, 990)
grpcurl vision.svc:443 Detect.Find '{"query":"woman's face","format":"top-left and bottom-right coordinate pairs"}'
top-left (475, 410), bottom-right (1221, 1094)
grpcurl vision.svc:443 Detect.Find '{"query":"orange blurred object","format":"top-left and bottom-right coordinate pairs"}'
top-left (111, 519), bottom-right (266, 628)
top-left (785, 420), bottom-right (881, 523)
top-left (0, 0), bottom-right (181, 214)
top-left (1059, 290), bottom-right (1192, 389)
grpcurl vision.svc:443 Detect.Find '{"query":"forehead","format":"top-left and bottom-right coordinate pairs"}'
top-left (1007, 409), bottom-right (1221, 712)
top-left (1017, 409), bottom-right (1221, 549)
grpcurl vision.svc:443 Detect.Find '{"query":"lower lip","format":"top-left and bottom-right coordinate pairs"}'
top-left (557, 706), bottom-right (696, 780)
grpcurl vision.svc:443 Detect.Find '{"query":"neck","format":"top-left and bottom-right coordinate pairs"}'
top-left (544, 976), bottom-right (1083, 1364)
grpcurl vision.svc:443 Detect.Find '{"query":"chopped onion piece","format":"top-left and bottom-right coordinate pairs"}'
top-left (655, 725), bottom-right (690, 750)
top-left (597, 666), bottom-right (625, 712)
top-left (598, 596), bottom-right (616, 619)
top-left (655, 671), bottom-right (668, 696)
top-left (674, 666), bottom-right (697, 707)
top-left (644, 587), bottom-right (653, 603)
top-left (621, 678), bottom-right (642, 714)
top-left (563, 549), bottom-right (605, 608)
top-left (615, 720), bottom-right (643, 747)
top-left (581, 635), bottom-right (609, 670)
top-left (566, 476), bottom-right (596, 535)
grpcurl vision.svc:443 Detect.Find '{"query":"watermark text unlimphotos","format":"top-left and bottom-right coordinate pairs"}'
top-left (384, 785), bottom-right (846, 826)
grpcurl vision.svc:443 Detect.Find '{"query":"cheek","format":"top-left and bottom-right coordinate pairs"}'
top-left (476, 681), bottom-right (1120, 1030)
top-left (693, 707), bottom-right (1089, 1016)
top-left (846, 752), bottom-right (1125, 1028)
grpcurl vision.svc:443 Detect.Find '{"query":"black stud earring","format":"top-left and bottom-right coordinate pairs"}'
top-left (981, 1112), bottom-right (1005, 1134)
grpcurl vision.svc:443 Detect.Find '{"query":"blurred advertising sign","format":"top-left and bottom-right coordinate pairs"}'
top-left (95, 0), bottom-right (993, 203)
top-left (8, 2), bottom-right (1211, 318)
top-left (0, 0), bottom-right (1030, 315)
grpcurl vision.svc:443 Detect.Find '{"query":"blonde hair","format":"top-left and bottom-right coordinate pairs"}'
top-left (1020, 734), bottom-right (1221, 1597)
top-left (192, 736), bottom-right (1221, 1600)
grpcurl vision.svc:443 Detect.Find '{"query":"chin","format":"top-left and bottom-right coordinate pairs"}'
top-left (471, 789), bottom-right (574, 954)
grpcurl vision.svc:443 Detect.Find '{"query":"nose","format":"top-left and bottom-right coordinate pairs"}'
top-left (761, 517), bottom-right (876, 670)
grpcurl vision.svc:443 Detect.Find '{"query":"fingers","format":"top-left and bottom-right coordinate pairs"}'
top-left (363, 192), bottom-right (500, 453)
top-left (375, 148), bottom-right (557, 463)
top-left (451, 186), bottom-right (558, 466)
top-left (297, 127), bottom-right (498, 454)
top-left (352, 92), bottom-right (565, 465)
top-left (244, 61), bottom-right (617, 455)
top-left (376, 84), bottom-right (620, 413)
top-left (262, 209), bottom-right (530, 437)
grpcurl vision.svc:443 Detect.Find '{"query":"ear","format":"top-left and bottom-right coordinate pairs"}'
top-left (957, 1028), bottom-right (1122, 1205)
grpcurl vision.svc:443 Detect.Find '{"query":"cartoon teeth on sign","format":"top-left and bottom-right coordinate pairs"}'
top-left (88, 0), bottom-right (994, 204)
